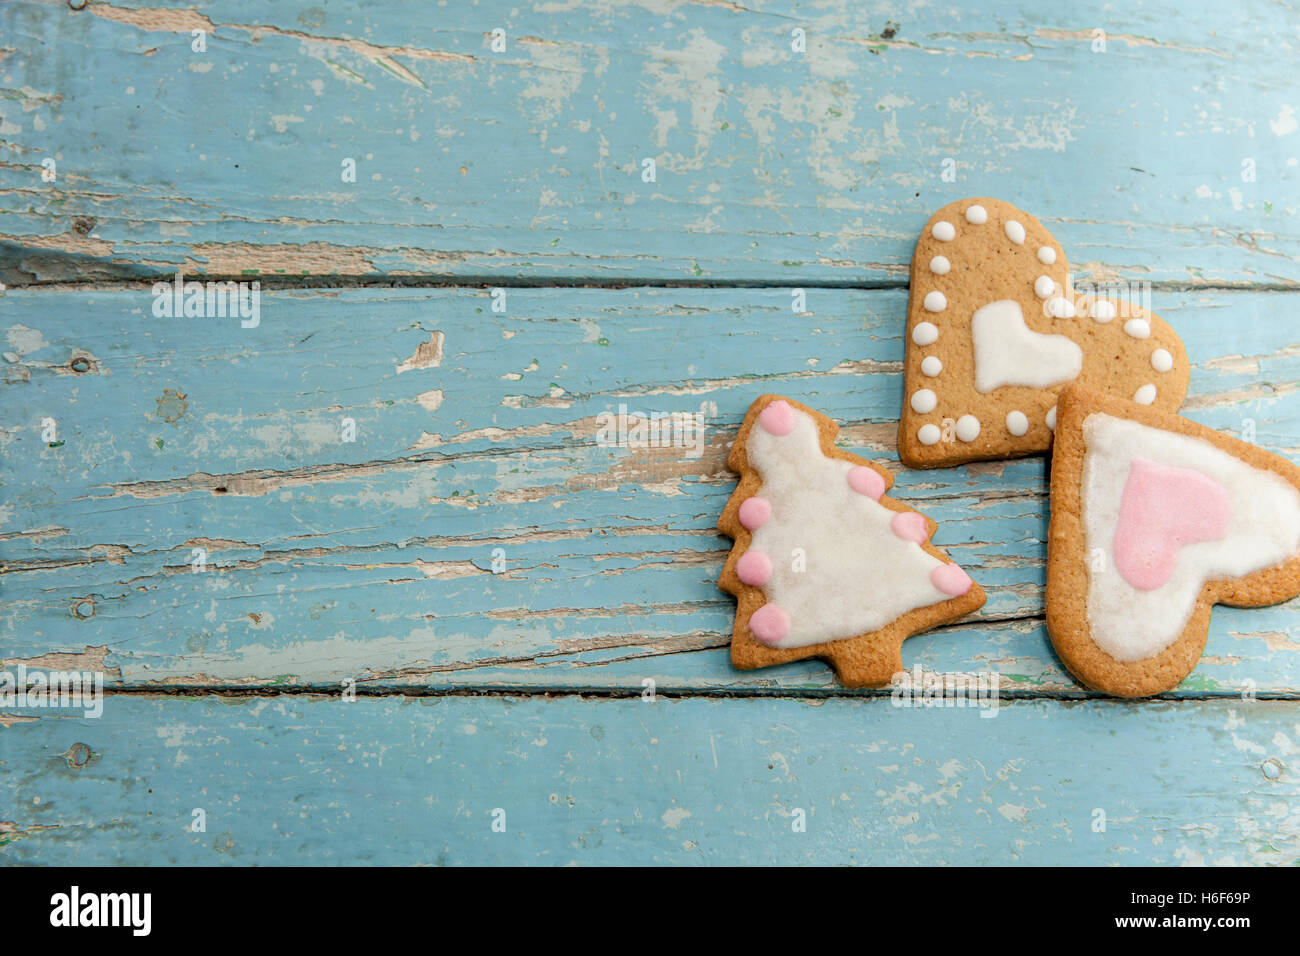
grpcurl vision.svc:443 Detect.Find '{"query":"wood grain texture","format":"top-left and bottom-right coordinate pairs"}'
top-left (3, 287), bottom-right (1298, 694)
top-left (2, 694), bottom-right (1296, 865)
top-left (2, 0), bottom-right (1299, 868)
top-left (2, 0), bottom-right (1299, 284)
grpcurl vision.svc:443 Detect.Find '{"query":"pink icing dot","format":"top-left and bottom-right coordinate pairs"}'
top-left (735, 550), bottom-right (772, 588)
top-left (930, 563), bottom-right (973, 597)
top-left (757, 400), bottom-right (796, 437)
top-left (890, 511), bottom-right (929, 544)
top-left (847, 465), bottom-right (885, 500)
top-left (748, 603), bottom-right (790, 644)
top-left (1113, 457), bottom-right (1231, 591)
top-left (737, 496), bottom-right (771, 531)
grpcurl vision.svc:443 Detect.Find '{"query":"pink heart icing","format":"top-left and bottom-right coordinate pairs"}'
top-left (1113, 457), bottom-right (1231, 591)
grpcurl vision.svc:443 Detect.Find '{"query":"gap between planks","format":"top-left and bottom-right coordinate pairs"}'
top-left (12, 685), bottom-right (1300, 703)
top-left (7, 276), bottom-right (1300, 293)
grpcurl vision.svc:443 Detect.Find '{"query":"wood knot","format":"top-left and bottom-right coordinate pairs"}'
top-left (64, 742), bottom-right (94, 768)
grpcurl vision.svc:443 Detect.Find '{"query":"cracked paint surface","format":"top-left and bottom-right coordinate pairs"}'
top-left (2, 0), bottom-right (1299, 284)
top-left (2, 0), bottom-right (1299, 869)
top-left (1, 285), bottom-right (1298, 693)
top-left (2, 695), bottom-right (1298, 864)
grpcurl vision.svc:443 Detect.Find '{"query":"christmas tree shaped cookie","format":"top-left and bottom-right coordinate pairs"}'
top-left (899, 197), bottom-right (1190, 468)
top-left (718, 395), bottom-right (986, 687)
top-left (1048, 386), bottom-right (1300, 697)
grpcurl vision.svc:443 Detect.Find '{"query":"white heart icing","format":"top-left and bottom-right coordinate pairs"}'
top-left (971, 300), bottom-right (1083, 394)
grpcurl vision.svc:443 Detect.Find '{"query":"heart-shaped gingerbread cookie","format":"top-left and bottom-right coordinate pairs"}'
top-left (898, 198), bottom-right (1189, 468)
top-left (1048, 386), bottom-right (1300, 697)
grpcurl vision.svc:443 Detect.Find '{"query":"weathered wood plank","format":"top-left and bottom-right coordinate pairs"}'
top-left (3, 694), bottom-right (1296, 865)
top-left (3, 287), bottom-right (1298, 693)
top-left (3, 0), bottom-right (1299, 283)
top-left (3, 287), bottom-right (1294, 504)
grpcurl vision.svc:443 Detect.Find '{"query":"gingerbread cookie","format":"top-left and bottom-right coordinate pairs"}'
top-left (718, 395), bottom-right (987, 687)
top-left (899, 198), bottom-right (1190, 468)
top-left (1047, 386), bottom-right (1300, 697)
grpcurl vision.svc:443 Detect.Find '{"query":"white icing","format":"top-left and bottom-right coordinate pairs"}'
top-left (918, 424), bottom-right (941, 445)
top-left (1047, 297), bottom-right (1076, 319)
top-left (1046, 405), bottom-right (1057, 430)
top-left (1081, 413), bottom-right (1300, 661)
top-left (1037, 246), bottom-right (1057, 265)
top-left (1034, 275), bottom-right (1055, 299)
top-left (911, 388), bottom-right (938, 413)
top-left (912, 322), bottom-right (939, 346)
top-left (971, 300), bottom-right (1083, 394)
top-left (1134, 384), bottom-right (1156, 405)
top-left (965, 204), bottom-right (988, 224)
top-left (1006, 410), bottom-right (1029, 436)
top-left (1124, 318), bottom-right (1151, 339)
top-left (1091, 300), bottom-right (1117, 322)
top-left (924, 291), bottom-right (947, 312)
top-left (921, 355), bottom-right (943, 377)
top-left (955, 415), bottom-right (980, 442)
top-left (930, 255), bottom-right (950, 275)
top-left (932, 221), bottom-right (956, 241)
top-left (746, 408), bottom-right (956, 648)
top-left (1151, 348), bottom-right (1173, 372)
top-left (1005, 220), bottom-right (1026, 244)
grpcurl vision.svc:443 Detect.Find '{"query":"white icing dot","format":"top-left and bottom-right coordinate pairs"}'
top-left (1034, 275), bottom-right (1055, 299)
top-left (910, 389), bottom-right (938, 414)
top-left (1005, 220), bottom-right (1026, 244)
top-left (1046, 405), bottom-right (1058, 430)
top-left (1134, 384), bottom-right (1157, 405)
top-left (1037, 246), bottom-right (1057, 265)
top-left (923, 290), bottom-right (947, 312)
top-left (918, 423), bottom-right (941, 445)
top-left (1091, 300), bottom-right (1117, 322)
top-left (929, 255), bottom-right (951, 275)
top-left (965, 204), bottom-right (988, 224)
top-left (1151, 348), bottom-right (1173, 373)
top-left (921, 355), bottom-right (943, 377)
top-left (955, 415), bottom-right (981, 442)
top-left (1006, 410), bottom-right (1029, 436)
top-left (1046, 296), bottom-right (1076, 319)
top-left (912, 321), bottom-right (939, 346)
top-left (1124, 318), bottom-right (1151, 339)
top-left (932, 221), bottom-right (956, 242)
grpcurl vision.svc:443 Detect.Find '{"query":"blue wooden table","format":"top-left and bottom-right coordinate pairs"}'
top-left (2, 0), bottom-right (1298, 865)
